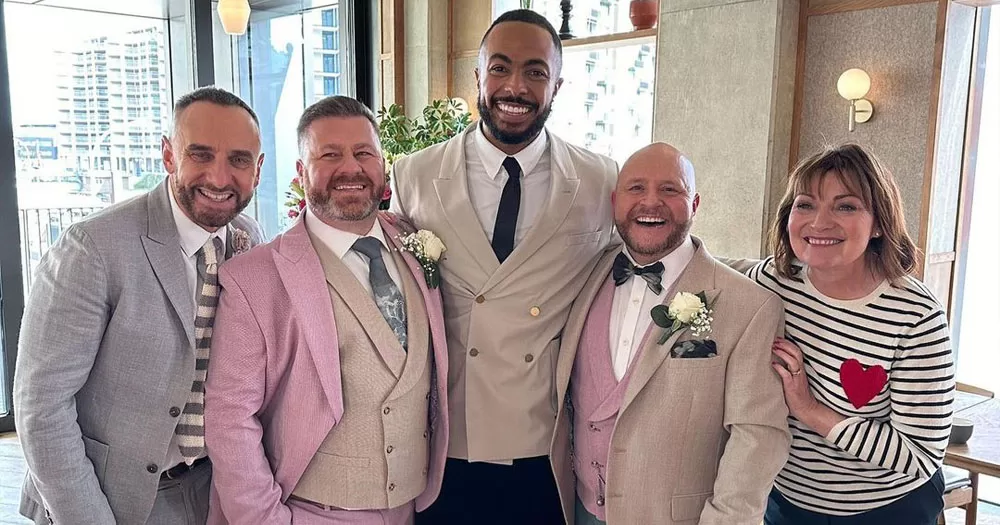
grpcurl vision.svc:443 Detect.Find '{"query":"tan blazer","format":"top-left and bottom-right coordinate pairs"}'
top-left (550, 238), bottom-right (791, 524)
top-left (391, 125), bottom-right (617, 461)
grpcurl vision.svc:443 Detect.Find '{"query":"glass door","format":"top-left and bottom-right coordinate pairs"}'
top-left (0, 0), bottom-right (22, 434)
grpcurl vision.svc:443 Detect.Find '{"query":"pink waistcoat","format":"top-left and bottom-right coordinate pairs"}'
top-left (570, 277), bottom-right (648, 521)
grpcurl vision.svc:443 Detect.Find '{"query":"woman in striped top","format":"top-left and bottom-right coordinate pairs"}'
top-left (756, 144), bottom-right (954, 525)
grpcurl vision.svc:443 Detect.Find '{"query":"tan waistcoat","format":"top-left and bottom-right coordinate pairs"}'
top-left (293, 237), bottom-right (432, 510)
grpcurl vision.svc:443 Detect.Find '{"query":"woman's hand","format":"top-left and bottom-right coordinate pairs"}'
top-left (772, 337), bottom-right (845, 436)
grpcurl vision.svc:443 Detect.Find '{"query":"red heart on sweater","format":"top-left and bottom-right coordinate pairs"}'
top-left (840, 358), bottom-right (888, 409)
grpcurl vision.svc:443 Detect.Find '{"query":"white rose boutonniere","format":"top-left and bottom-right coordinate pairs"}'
top-left (650, 291), bottom-right (717, 345)
top-left (231, 228), bottom-right (252, 255)
top-left (399, 229), bottom-right (447, 289)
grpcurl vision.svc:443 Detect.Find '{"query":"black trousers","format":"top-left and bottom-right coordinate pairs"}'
top-left (416, 456), bottom-right (565, 525)
top-left (764, 469), bottom-right (945, 525)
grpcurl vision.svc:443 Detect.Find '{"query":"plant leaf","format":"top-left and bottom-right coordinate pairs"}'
top-left (650, 305), bottom-right (671, 327)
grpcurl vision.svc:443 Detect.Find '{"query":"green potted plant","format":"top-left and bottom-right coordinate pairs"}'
top-left (285, 98), bottom-right (471, 217)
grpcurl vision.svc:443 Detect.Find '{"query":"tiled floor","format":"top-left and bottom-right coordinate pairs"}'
top-left (0, 433), bottom-right (28, 525)
top-left (1, 430), bottom-right (999, 524)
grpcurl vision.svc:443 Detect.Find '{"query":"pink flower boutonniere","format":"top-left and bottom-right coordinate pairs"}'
top-left (231, 228), bottom-right (251, 255)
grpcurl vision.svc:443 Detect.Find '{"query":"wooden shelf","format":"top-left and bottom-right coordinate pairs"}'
top-left (561, 28), bottom-right (658, 51)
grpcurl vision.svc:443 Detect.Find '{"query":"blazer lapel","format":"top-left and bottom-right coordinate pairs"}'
top-left (141, 182), bottom-right (195, 349)
top-left (483, 134), bottom-right (580, 293)
top-left (225, 226), bottom-right (234, 259)
top-left (273, 220), bottom-right (345, 422)
top-left (381, 215), bottom-right (450, 426)
top-left (555, 247), bottom-right (620, 411)
top-left (621, 239), bottom-right (719, 413)
top-left (308, 229), bottom-right (406, 379)
top-left (433, 126), bottom-right (499, 277)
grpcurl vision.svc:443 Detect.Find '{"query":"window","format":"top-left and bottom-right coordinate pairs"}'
top-left (487, 1), bottom-right (657, 164)
top-left (322, 31), bottom-right (337, 50)
top-left (546, 41), bottom-right (656, 165)
top-left (324, 76), bottom-right (340, 95)
top-left (231, 1), bottom-right (361, 238)
top-left (529, 0), bottom-right (636, 37)
top-left (321, 8), bottom-right (336, 27)
top-left (4, 3), bottom-right (171, 298)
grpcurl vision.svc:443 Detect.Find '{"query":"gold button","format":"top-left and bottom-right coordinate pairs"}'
top-left (475, 295), bottom-right (485, 304)
top-left (530, 306), bottom-right (540, 317)
top-left (386, 445), bottom-right (394, 454)
top-left (524, 354), bottom-right (534, 363)
top-left (469, 348), bottom-right (479, 357)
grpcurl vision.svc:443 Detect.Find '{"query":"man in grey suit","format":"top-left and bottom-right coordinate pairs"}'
top-left (13, 86), bottom-right (266, 525)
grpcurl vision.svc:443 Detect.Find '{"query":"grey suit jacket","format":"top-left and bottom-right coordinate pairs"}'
top-left (13, 181), bottom-right (264, 525)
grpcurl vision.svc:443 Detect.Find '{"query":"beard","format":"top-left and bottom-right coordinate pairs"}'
top-left (478, 94), bottom-right (552, 145)
top-left (618, 207), bottom-right (693, 260)
top-left (306, 173), bottom-right (384, 224)
top-left (171, 177), bottom-right (252, 229)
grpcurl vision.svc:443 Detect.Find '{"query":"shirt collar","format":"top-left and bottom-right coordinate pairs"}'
top-left (304, 208), bottom-right (389, 260)
top-left (168, 187), bottom-right (227, 259)
top-left (624, 235), bottom-right (696, 293)
top-left (474, 121), bottom-right (548, 181)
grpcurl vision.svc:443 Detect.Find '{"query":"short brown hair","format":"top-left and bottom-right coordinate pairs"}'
top-left (297, 96), bottom-right (378, 156)
top-left (172, 86), bottom-right (258, 136)
top-left (768, 143), bottom-right (918, 283)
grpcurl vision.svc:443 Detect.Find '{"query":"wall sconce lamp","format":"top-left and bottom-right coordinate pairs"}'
top-left (218, 0), bottom-right (251, 36)
top-left (837, 68), bottom-right (873, 132)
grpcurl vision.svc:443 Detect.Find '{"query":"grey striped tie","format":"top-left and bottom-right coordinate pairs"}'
top-left (176, 236), bottom-right (224, 463)
top-left (352, 236), bottom-right (407, 351)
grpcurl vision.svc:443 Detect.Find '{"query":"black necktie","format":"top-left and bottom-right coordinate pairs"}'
top-left (491, 157), bottom-right (522, 263)
top-left (612, 252), bottom-right (664, 294)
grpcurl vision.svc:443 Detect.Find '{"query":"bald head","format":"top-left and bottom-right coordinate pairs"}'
top-left (618, 142), bottom-right (696, 195)
top-left (613, 142), bottom-right (700, 265)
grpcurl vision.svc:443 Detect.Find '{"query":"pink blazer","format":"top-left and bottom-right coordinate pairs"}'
top-left (204, 214), bottom-right (450, 525)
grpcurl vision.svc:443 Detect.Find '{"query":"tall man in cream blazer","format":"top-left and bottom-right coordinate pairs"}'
top-left (550, 143), bottom-right (791, 525)
top-left (204, 96), bottom-right (449, 524)
top-left (390, 9), bottom-right (616, 524)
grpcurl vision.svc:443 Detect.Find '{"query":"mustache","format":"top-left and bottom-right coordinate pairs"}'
top-left (490, 96), bottom-right (539, 111)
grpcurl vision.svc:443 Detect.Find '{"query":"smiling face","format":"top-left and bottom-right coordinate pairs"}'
top-left (787, 171), bottom-right (877, 275)
top-left (162, 101), bottom-right (263, 231)
top-left (475, 21), bottom-right (563, 152)
top-left (612, 144), bottom-right (700, 265)
top-left (296, 115), bottom-right (385, 233)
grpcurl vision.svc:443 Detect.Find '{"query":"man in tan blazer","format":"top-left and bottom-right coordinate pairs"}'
top-left (204, 96), bottom-right (450, 524)
top-left (390, 9), bottom-right (616, 524)
top-left (550, 143), bottom-right (791, 525)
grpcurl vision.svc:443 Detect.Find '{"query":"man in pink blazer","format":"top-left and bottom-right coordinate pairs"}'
top-left (203, 96), bottom-right (449, 525)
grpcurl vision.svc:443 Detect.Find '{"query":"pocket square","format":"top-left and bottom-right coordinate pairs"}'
top-left (670, 339), bottom-right (718, 358)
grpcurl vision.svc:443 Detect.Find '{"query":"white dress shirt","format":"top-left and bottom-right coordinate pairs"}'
top-left (608, 237), bottom-right (696, 380)
top-left (304, 209), bottom-right (404, 299)
top-left (465, 123), bottom-right (551, 247)
top-left (165, 189), bottom-right (227, 468)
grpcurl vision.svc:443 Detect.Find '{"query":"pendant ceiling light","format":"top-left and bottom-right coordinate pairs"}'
top-left (218, 0), bottom-right (251, 36)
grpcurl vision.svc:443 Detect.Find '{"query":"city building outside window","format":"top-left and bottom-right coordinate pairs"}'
top-left (493, 0), bottom-right (657, 165)
top-left (4, 3), bottom-right (171, 297)
top-left (230, 1), bottom-right (356, 239)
